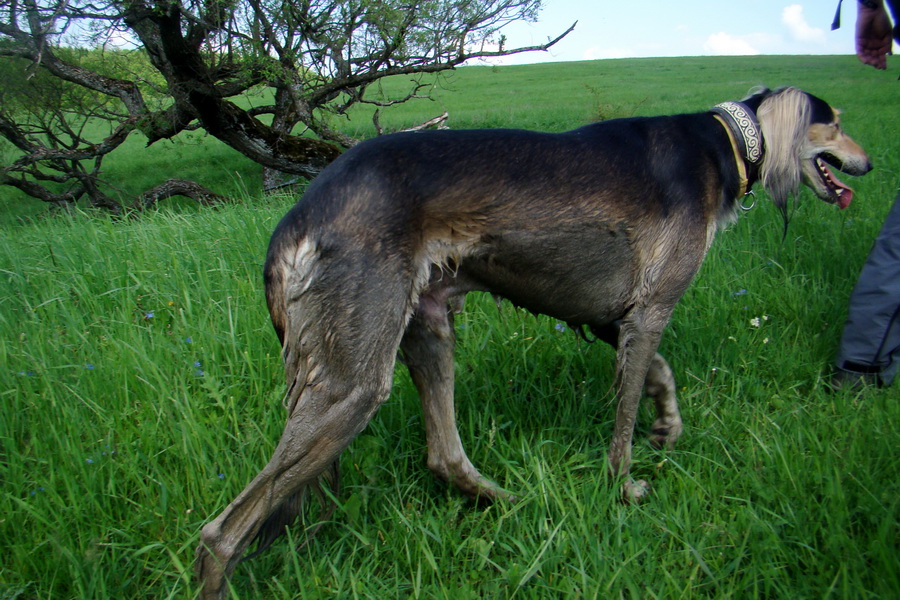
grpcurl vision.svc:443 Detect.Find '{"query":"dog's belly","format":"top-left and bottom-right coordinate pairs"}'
top-left (453, 228), bottom-right (637, 327)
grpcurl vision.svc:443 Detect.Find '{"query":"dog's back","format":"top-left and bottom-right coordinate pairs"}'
top-left (268, 117), bottom-right (730, 240)
top-left (264, 117), bottom-right (730, 342)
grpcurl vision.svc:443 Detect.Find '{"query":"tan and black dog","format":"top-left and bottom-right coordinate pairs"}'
top-left (196, 87), bottom-right (871, 598)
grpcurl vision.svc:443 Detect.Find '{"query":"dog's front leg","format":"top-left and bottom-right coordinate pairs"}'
top-left (645, 353), bottom-right (683, 449)
top-left (608, 317), bottom-right (666, 503)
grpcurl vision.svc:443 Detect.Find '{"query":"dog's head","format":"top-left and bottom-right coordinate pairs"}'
top-left (746, 87), bottom-right (871, 210)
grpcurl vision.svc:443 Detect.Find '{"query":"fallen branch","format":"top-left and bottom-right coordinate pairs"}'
top-left (373, 111), bottom-right (450, 136)
top-left (136, 179), bottom-right (228, 209)
top-left (401, 112), bottom-right (450, 132)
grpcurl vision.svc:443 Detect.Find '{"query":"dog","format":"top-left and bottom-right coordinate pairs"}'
top-left (195, 87), bottom-right (871, 598)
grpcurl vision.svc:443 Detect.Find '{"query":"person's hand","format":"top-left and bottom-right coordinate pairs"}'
top-left (856, 2), bottom-right (894, 69)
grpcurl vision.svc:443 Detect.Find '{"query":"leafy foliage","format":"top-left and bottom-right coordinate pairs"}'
top-left (0, 0), bottom-right (565, 211)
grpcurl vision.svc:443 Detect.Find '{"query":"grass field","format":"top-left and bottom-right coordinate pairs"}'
top-left (1, 55), bottom-right (899, 599)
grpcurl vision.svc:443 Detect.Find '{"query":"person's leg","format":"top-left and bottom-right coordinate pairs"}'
top-left (835, 193), bottom-right (900, 388)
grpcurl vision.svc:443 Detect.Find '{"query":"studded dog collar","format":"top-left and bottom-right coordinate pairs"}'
top-left (711, 101), bottom-right (764, 165)
top-left (711, 101), bottom-right (764, 199)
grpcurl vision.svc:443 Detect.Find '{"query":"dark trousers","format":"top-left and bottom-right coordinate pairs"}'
top-left (836, 193), bottom-right (900, 386)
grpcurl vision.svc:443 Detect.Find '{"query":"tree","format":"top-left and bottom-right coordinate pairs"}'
top-left (0, 0), bottom-right (572, 212)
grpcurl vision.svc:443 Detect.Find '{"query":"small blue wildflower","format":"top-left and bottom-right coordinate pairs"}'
top-left (732, 289), bottom-right (748, 297)
top-left (194, 361), bottom-right (202, 368)
top-left (84, 363), bottom-right (95, 370)
top-left (17, 371), bottom-right (36, 377)
top-left (217, 473), bottom-right (225, 480)
top-left (185, 337), bottom-right (192, 344)
top-left (145, 311), bottom-right (155, 319)
top-left (554, 323), bottom-right (566, 332)
top-left (86, 458), bottom-right (94, 464)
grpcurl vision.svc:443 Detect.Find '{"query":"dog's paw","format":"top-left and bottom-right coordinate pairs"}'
top-left (649, 418), bottom-right (683, 449)
top-left (446, 469), bottom-right (516, 504)
top-left (469, 482), bottom-right (517, 505)
top-left (621, 479), bottom-right (651, 504)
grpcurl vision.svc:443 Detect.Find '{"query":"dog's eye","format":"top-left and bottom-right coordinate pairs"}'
top-left (808, 123), bottom-right (839, 142)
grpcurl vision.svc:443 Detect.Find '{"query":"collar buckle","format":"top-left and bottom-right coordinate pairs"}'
top-left (740, 190), bottom-right (757, 211)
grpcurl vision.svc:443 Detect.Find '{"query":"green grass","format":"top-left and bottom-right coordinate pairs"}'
top-left (1, 55), bottom-right (899, 599)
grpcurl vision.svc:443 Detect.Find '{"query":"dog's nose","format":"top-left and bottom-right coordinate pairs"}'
top-left (848, 157), bottom-right (873, 176)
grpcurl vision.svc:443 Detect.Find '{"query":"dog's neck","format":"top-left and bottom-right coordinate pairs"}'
top-left (710, 101), bottom-right (764, 199)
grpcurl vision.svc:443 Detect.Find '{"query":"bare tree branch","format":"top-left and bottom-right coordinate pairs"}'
top-left (1, 0), bottom-right (572, 211)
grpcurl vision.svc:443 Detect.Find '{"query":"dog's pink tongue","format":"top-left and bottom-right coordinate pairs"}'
top-left (824, 164), bottom-right (854, 209)
top-left (838, 187), bottom-right (853, 210)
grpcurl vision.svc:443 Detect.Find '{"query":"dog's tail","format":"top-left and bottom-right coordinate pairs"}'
top-left (264, 234), bottom-right (320, 410)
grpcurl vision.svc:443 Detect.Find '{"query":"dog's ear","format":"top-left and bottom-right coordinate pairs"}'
top-left (741, 86), bottom-right (772, 112)
top-left (756, 87), bottom-right (811, 210)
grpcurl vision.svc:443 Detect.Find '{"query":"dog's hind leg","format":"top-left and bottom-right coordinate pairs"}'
top-left (195, 365), bottom-right (395, 599)
top-left (400, 293), bottom-right (509, 501)
top-left (645, 353), bottom-right (683, 449)
top-left (196, 260), bottom-right (409, 599)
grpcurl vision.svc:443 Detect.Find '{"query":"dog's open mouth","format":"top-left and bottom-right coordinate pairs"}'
top-left (814, 155), bottom-right (854, 209)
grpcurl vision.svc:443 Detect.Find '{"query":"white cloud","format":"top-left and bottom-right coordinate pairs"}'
top-left (702, 32), bottom-right (760, 56)
top-left (782, 4), bottom-right (826, 44)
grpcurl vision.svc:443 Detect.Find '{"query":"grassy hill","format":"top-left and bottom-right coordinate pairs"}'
top-left (1, 55), bottom-right (898, 599)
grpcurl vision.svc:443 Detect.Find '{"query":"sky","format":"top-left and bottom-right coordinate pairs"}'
top-left (477, 1), bottom-right (857, 65)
